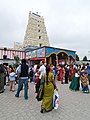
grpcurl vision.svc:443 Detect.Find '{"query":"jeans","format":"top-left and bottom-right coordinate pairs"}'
top-left (88, 74), bottom-right (90, 84)
top-left (33, 72), bottom-right (36, 82)
top-left (15, 78), bottom-right (28, 99)
top-left (82, 84), bottom-right (89, 92)
top-left (30, 77), bottom-right (33, 82)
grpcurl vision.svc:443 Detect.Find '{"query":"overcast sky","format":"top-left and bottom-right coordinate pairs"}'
top-left (0, 0), bottom-right (90, 59)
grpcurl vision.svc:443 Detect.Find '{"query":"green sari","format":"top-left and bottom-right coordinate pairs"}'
top-left (41, 73), bottom-right (54, 111)
top-left (69, 74), bottom-right (80, 91)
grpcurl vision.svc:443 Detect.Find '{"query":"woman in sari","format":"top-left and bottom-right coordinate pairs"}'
top-left (69, 65), bottom-right (76, 81)
top-left (60, 66), bottom-right (65, 84)
top-left (57, 65), bottom-right (61, 81)
top-left (41, 66), bottom-right (58, 113)
top-left (69, 69), bottom-right (80, 91)
top-left (80, 66), bottom-right (89, 93)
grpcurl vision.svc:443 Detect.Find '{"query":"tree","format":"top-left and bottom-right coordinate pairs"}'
top-left (14, 55), bottom-right (20, 67)
top-left (75, 54), bottom-right (79, 61)
top-left (83, 56), bottom-right (88, 61)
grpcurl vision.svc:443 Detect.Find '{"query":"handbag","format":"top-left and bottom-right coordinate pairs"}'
top-left (53, 89), bottom-right (59, 109)
top-left (36, 76), bottom-right (44, 101)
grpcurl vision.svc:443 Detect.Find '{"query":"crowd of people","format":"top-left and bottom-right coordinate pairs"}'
top-left (57, 63), bottom-right (90, 93)
top-left (0, 59), bottom-right (90, 113)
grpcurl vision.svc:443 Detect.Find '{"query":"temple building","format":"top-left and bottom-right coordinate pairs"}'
top-left (26, 46), bottom-right (76, 65)
top-left (12, 11), bottom-right (76, 65)
top-left (23, 11), bottom-right (50, 48)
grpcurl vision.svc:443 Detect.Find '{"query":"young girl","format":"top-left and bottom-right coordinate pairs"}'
top-left (35, 65), bottom-right (40, 93)
top-left (9, 69), bottom-right (16, 92)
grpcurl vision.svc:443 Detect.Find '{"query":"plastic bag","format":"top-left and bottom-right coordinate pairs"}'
top-left (53, 89), bottom-right (59, 109)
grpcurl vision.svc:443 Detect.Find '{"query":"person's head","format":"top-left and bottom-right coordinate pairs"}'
top-left (42, 60), bottom-right (45, 64)
top-left (87, 63), bottom-right (89, 66)
top-left (21, 59), bottom-right (26, 64)
top-left (40, 60), bottom-right (44, 66)
top-left (40, 61), bottom-right (42, 66)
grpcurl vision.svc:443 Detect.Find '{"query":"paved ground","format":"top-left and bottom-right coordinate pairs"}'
top-left (0, 81), bottom-right (90, 120)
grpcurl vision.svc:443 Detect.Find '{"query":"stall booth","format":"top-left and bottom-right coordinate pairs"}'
top-left (0, 48), bottom-right (26, 65)
top-left (26, 46), bottom-right (76, 66)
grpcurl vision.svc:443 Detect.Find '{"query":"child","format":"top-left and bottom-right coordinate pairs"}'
top-left (35, 66), bottom-right (40, 93)
top-left (30, 68), bottom-right (34, 83)
top-left (9, 69), bottom-right (16, 92)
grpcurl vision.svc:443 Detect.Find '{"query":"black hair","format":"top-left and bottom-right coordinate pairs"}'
top-left (81, 66), bottom-right (85, 70)
top-left (22, 59), bottom-right (26, 64)
top-left (46, 65), bottom-right (50, 85)
top-left (42, 60), bottom-right (45, 64)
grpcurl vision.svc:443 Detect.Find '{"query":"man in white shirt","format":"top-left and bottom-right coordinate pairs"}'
top-left (39, 61), bottom-right (46, 79)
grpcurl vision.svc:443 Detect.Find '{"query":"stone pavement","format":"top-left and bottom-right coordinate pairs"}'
top-left (0, 81), bottom-right (90, 120)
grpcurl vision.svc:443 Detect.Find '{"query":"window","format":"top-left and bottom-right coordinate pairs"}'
top-left (38, 24), bottom-right (40, 27)
top-left (39, 36), bottom-right (41, 39)
top-left (38, 30), bottom-right (40, 32)
top-left (39, 43), bottom-right (42, 47)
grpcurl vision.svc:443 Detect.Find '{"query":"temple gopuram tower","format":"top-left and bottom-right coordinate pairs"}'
top-left (23, 11), bottom-right (50, 47)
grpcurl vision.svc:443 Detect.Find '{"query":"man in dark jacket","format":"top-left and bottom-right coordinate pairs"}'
top-left (15, 59), bottom-right (30, 100)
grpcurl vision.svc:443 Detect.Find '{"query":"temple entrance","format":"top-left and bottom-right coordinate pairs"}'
top-left (46, 53), bottom-right (56, 66)
top-left (57, 52), bottom-right (68, 65)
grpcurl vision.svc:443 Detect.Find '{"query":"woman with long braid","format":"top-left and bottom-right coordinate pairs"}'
top-left (40, 65), bottom-right (58, 113)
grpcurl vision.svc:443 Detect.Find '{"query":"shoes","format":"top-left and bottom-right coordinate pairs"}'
top-left (0, 90), bottom-right (4, 93)
top-left (12, 90), bottom-right (15, 92)
top-left (40, 109), bottom-right (46, 113)
top-left (15, 94), bottom-right (19, 98)
top-left (25, 97), bottom-right (28, 100)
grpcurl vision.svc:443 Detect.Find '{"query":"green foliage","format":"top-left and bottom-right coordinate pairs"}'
top-left (14, 55), bottom-right (20, 67)
top-left (83, 56), bottom-right (88, 61)
top-left (75, 54), bottom-right (79, 61)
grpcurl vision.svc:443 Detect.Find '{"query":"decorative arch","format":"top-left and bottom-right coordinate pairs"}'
top-left (56, 50), bottom-right (69, 56)
top-left (46, 52), bottom-right (56, 58)
top-left (68, 54), bottom-right (76, 60)
top-left (46, 52), bottom-right (56, 65)
top-left (57, 50), bottom-right (68, 65)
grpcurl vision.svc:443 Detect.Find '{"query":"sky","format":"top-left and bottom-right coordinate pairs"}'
top-left (0, 0), bottom-right (90, 60)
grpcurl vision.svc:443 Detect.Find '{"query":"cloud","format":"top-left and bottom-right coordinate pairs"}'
top-left (0, 0), bottom-right (90, 60)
